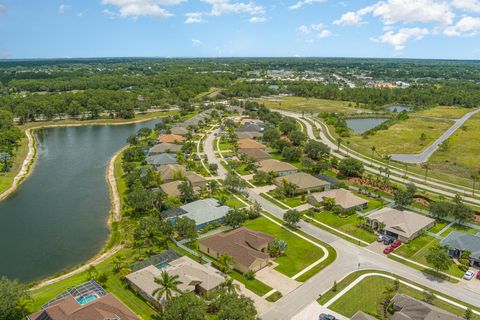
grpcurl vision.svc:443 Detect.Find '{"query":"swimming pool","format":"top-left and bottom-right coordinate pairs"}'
top-left (155, 262), bottom-right (169, 270)
top-left (76, 293), bottom-right (98, 305)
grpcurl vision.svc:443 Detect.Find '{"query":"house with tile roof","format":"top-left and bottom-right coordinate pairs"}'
top-left (257, 159), bottom-right (298, 177)
top-left (158, 134), bottom-right (186, 144)
top-left (199, 227), bottom-right (275, 273)
top-left (274, 172), bottom-right (331, 194)
top-left (307, 188), bottom-right (368, 211)
top-left (237, 138), bottom-right (266, 150)
top-left (238, 148), bottom-right (271, 161)
top-left (366, 207), bottom-right (435, 242)
top-left (157, 164), bottom-right (186, 181)
top-left (148, 143), bottom-right (182, 155)
top-left (146, 153), bottom-right (178, 168)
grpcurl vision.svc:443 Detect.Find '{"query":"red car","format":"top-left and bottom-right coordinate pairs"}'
top-left (476, 271), bottom-right (480, 280)
top-left (383, 247), bottom-right (394, 254)
top-left (391, 240), bottom-right (402, 248)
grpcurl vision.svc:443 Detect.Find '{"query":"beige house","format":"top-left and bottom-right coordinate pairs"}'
top-left (257, 159), bottom-right (298, 177)
top-left (149, 143), bottom-right (182, 155)
top-left (158, 134), bottom-right (186, 144)
top-left (237, 138), bottom-right (266, 150)
top-left (170, 126), bottom-right (189, 136)
top-left (199, 227), bottom-right (275, 273)
top-left (158, 164), bottom-right (186, 182)
top-left (186, 171), bottom-right (207, 189)
top-left (366, 207), bottom-right (435, 242)
top-left (274, 172), bottom-right (331, 194)
top-left (238, 148), bottom-right (271, 161)
top-left (126, 256), bottom-right (224, 310)
top-left (307, 188), bottom-right (368, 211)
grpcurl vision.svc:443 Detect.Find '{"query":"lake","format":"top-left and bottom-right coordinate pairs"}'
top-left (0, 119), bottom-right (160, 283)
top-left (346, 118), bottom-right (389, 133)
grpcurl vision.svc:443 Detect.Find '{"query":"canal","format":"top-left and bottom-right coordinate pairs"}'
top-left (0, 119), bottom-right (160, 283)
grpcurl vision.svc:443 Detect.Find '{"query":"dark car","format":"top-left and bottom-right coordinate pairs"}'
top-left (383, 237), bottom-right (394, 245)
top-left (319, 314), bottom-right (336, 320)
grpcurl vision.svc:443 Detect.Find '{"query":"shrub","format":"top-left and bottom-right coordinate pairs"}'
top-left (244, 270), bottom-right (256, 280)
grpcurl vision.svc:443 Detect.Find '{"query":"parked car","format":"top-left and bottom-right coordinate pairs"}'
top-left (377, 235), bottom-right (385, 242)
top-left (383, 237), bottom-right (394, 245)
top-left (464, 270), bottom-right (475, 280)
top-left (383, 247), bottom-right (394, 254)
top-left (319, 314), bottom-right (336, 320)
top-left (391, 240), bottom-right (402, 248)
top-left (476, 271), bottom-right (480, 280)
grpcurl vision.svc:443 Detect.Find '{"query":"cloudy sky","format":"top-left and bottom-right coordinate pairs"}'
top-left (1, 0), bottom-right (480, 59)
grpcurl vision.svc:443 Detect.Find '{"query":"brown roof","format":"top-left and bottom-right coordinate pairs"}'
top-left (258, 159), bottom-right (297, 173)
top-left (149, 142), bottom-right (182, 154)
top-left (308, 188), bottom-right (368, 209)
top-left (199, 227), bottom-right (275, 268)
top-left (274, 172), bottom-right (329, 190)
top-left (158, 134), bottom-right (186, 143)
top-left (158, 164), bottom-right (186, 181)
top-left (186, 171), bottom-right (206, 185)
top-left (28, 294), bottom-right (140, 320)
top-left (238, 148), bottom-right (271, 161)
top-left (237, 138), bottom-right (266, 149)
top-left (160, 181), bottom-right (182, 197)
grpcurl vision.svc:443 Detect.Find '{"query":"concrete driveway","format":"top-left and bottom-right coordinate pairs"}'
top-left (291, 302), bottom-right (348, 320)
top-left (256, 264), bottom-right (301, 295)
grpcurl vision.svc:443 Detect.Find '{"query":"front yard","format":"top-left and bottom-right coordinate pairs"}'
top-left (312, 211), bottom-right (377, 243)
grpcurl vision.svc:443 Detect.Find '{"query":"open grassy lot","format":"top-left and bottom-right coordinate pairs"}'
top-left (243, 217), bottom-right (325, 277)
top-left (31, 248), bottom-right (160, 320)
top-left (266, 190), bottom-right (306, 208)
top-left (328, 275), bottom-right (479, 319)
top-left (394, 234), bottom-right (464, 278)
top-left (257, 96), bottom-right (359, 114)
top-left (427, 113), bottom-right (480, 182)
top-left (313, 212), bottom-right (377, 243)
top-left (412, 106), bottom-right (474, 119)
top-left (347, 117), bottom-right (454, 155)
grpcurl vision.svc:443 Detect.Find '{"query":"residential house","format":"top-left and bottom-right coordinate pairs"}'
top-left (146, 153), bottom-right (178, 168)
top-left (391, 294), bottom-right (462, 320)
top-left (199, 227), bottom-right (275, 273)
top-left (307, 188), bottom-right (368, 211)
top-left (238, 148), bottom-right (271, 161)
top-left (148, 143), bottom-right (182, 155)
top-left (158, 134), bottom-right (186, 144)
top-left (170, 126), bottom-right (189, 136)
top-left (236, 131), bottom-right (263, 140)
top-left (351, 311), bottom-right (378, 320)
top-left (257, 159), bottom-right (298, 177)
top-left (158, 164), bottom-right (186, 181)
top-left (235, 123), bottom-right (264, 140)
top-left (163, 198), bottom-right (230, 229)
top-left (366, 207), bottom-right (435, 242)
top-left (237, 138), bottom-right (266, 150)
top-left (440, 231), bottom-right (480, 267)
top-left (186, 171), bottom-right (207, 189)
top-left (27, 281), bottom-right (140, 320)
top-left (126, 256), bottom-right (224, 310)
top-left (274, 172), bottom-right (331, 194)
top-left (159, 181), bottom-right (184, 197)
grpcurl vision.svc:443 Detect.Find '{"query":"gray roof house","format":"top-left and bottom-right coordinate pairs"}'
top-left (146, 154), bottom-right (178, 168)
top-left (163, 198), bottom-right (231, 230)
top-left (170, 126), bottom-right (189, 136)
top-left (391, 294), bottom-right (462, 320)
top-left (440, 231), bottom-right (480, 266)
top-left (149, 143), bottom-right (182, 155)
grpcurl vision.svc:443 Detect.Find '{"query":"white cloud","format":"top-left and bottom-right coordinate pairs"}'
top-left (318, 29), bottom-right (332, 38)
top-left (59, 4), bottom-right (71, 13)
top-left (101, 0), bottom-right (184, 19)
top-left (249, 16), bottom-right (266, 23)
top-left (192, 38), bottom-right (203, 46)
top-left (333, 11), bottom-right (365, 26)
top-left (76, 10), bottom-right (88, 17)
top-left (371, 27), bottom-right (429, 50)
top-left (444, 16), bottom-right (480, 36)
top-left (452, 0), bottom-right (480, 13)
top-left (185, 12), bottom-right (204, 23)
top-left (202, 0), bottom-right (264, 16)
top-left (298, 25), bottom-right (310, 33)
top-left (289, 0), bottom-right (326, 10)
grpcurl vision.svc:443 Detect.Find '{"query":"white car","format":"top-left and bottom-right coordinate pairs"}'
top-left (463, 270), bottom-right (475, 280)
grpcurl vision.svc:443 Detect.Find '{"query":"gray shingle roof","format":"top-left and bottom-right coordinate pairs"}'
top-left (440, 231), bottom-right (480, 259)
top-left (146, 154), bottom-right (178, 166)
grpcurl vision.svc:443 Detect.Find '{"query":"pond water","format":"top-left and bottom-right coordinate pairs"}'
top-left (386, 105), bottom-right (414, 112)
top-left (0, 119), bottom-right (161, 283)
top-left (346, 118), bottom-right (389, 133)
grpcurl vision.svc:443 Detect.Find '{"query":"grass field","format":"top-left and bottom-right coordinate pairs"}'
top-left (257, 96), bottom-right (359, 114)
top-left (412, 106), bottom-right (474, 119)
top-left (313, 212), bottom-right (377, 243)
top-left (394, 234), bottom-right (464, 278)
top-left (243, 217), bottom-right (325, 277)
top-left (347, 117), bottom-right (454, 155)
top-left (427, 112), bottom-right (480, 182)
top-left (328, 275), bottom-right (479, 319)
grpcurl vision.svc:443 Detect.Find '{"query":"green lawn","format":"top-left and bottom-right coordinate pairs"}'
top-left (260, 193), bottom-right (290, 209)
top-left (229, 270), bottom-right (272, 296)
top-left (413, 106), bottom-right (474, 119)
top-left (266, 191), bottom-right (306, 208)
top-left (329, 275), bottom-right (479, 319)
top-left (427, 220), bottom-right (449, 234)
top-left (243, 217), bottom-right (325, 277)
top-left (218, 140), bottom-right (233, 151)
top-left (394, 234), bottom-right (464, 278)
top-left (213, 190), bottom-right (246, 209)
top-left (439, 223), bottom-right (480, 237)
top-left (265, 291), bottom-right (283, 302)
top-left (313, 212), bottom-right (377, 243)
top-left (31, 248), bottom-right (158, 320)
top-left (256, 96), bottom-right (359, 114)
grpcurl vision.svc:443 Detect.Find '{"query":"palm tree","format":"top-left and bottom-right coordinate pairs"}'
top-left (357, 215), bottom-right (366, 227)
top-left (218, 254), bottom-right (235, 273)
top-left (207, 180), bottom-right (219, 196)
top-left (336, 137), bottom-right (343, 152)
top-left (371, 145), bottom-right (376, 164)
top-left (421, 163), bottom-right (430, 183)
top-left (112, 254), bottom-right (125, 273)
top-left (220, 277), bottom-right (240, 294)
top-left (381, 285), bottom-right (396, 318)
top-left (152, 271), bottom-right (183, 303)
top-left (471, 171), bottom-right (479, 197)
top-left (144, 225), bottom-right (161, 254)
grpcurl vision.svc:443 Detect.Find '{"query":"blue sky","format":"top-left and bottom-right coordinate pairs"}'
top-left (1, 0), bottom-right (480, 59)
